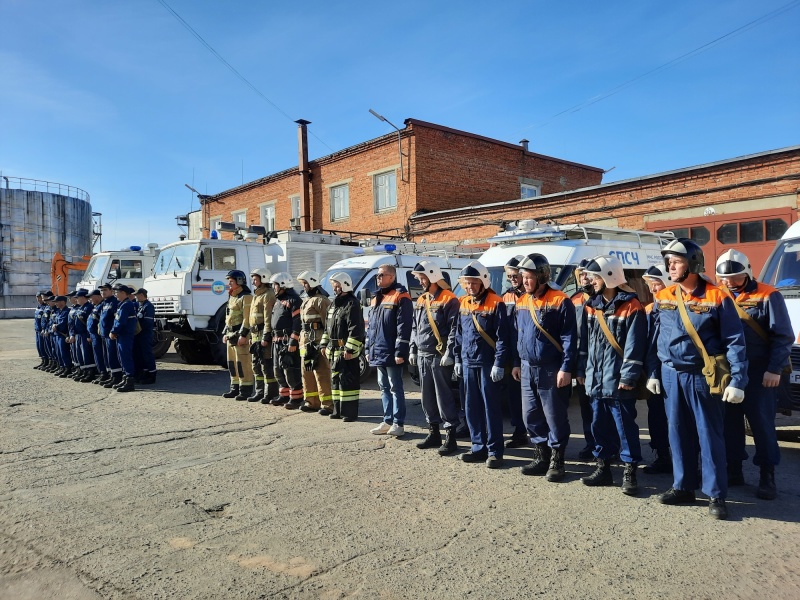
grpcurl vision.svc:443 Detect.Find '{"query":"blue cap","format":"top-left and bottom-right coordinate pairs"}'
top-left (75, 289), bottom-right (89, 298)
top-left (54, 295), bottom-right (67, 302)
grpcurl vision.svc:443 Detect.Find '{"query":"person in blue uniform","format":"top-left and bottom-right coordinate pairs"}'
top-left (501, 255), bottom-right (529, 449)
top-left (453, 261), bottom-right (511, 468)
top-left (652, 239), bottom-right (748, 520)
top-left (134, 288), bottom-right (157, 385)
top-left (98, 283), bottom-right (122, 388)
top-left (716, 249), bottom-right (793, 501)
top-left (86, 289), bottom-right (107, 383)
top-left (512, 253), bottom-right (577, 482)
top-left (109, 284), bottom-right (137, 393)
top-left (41, 294), bottom-right (57, 372)
top-left (33, 291), bottom-right (48, 370)
top-left (52, 295), bottom-right (73, 376)
top-left (570, 261), bottom-right (598, 460)
top-left (66, 291), bottom-right (81, 377)
top-left (72, 289), bottom-right (96, 382)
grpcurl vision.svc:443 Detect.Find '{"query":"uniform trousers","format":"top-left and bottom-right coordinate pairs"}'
top-left (464, 364), bottom-right (504, 457)
top-left (134, 330), bottom-right (157, 375)
top-left (647, 391), bottom-right (670, 452)
top-left (104, 337), bottom-right (122, 373)
top-left (273, 341), bottom-right (302, 402)
top-left (331, 350), bottom-right (360, 419)
top-left (591, 395), bottom-right (642, 464)
top-left (116, 335), bottom-right (135, 377)
top-left (576, 383), bottom-right (597, 449)
top-left (504, 372), bottom-right (527, 438)
top-left (521, 362), bottom-right (571, 449)
top-left (418, 353), bottom-right (458, 428)
top-left (77, 335), bottom-right (93, 370)
top-left (301, 351), bottom-right (332, 409)
top-left (35, 331), bottom-right (45, 359)
top-left (55, 335), bottom-right (71, 367)
top-left (227, 340), bottom-right (254, 386)
top-left (90, 333), bottom-right (107, 373)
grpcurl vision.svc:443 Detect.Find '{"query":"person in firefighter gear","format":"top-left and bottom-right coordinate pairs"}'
top-left (409, 260), bottom-right (460, 455)
top-left (296, 270), bottom-right (333, 413)
top-left (246, 267), bottom-right (277, 403)
top-left (651, 239), bottom-right (748, 520)
top-left (454, 261), bottom-right (512, 468)
top-left (320, 272), bottom-right (365, 421)
top-left (512, 253), bottom-right (577, 482)
top-left (269, 272), bottom-right (303, 408)
top-left (501, 255), bottom-right (529, 449)
top-left (716, 249), bottom-right (793, 501)
top-left (221, 270), bottom-right (255, 401)
top-left (571, 259), bottom-right (599, 460)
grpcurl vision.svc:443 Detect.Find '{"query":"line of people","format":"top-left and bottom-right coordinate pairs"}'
top-left (33, 283), bottom-right (158, 392)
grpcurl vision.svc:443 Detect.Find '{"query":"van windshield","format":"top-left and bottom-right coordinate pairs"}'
top-left (85, 255), bottom-right (110, 281)
top-left (760, 239), bottom-right (800, 288)
top-left (321, 268), bottom-right (371, 295)
top-left (453, 265), bottom-right (567, 297)
top-left (153, 243), bottom-right (198, 276)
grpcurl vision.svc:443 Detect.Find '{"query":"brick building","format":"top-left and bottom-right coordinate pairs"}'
top-left (411, 145), bottom-right (800, 273)
top-left (194, 118), bottom-right (604, 241)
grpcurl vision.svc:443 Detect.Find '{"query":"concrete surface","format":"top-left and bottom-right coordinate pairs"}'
top-left (1, 318), bottom-right (799, 599)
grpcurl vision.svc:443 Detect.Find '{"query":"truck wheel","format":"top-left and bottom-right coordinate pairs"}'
top-left (174, 339), bottom-right (210, 365)
top-left (358, 354), bottom-right (372, 383)
top-left (152, 338), bottom-right (172, 359)
top-left (209, 339), bottom-right (228, 369)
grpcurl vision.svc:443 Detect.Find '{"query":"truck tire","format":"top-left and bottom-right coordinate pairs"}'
top-left (358, 354), bottom-right (372, 383)
top-left (174, 339), bottom-right (211, 365)
top-left (152, 338), bottom-right (172, 359)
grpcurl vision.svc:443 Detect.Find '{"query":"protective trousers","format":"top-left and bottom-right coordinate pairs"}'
top-left (273, 340), bottom-right (302, 403)
top-left (77, 336), bottom-right (94, 371)
top-left (418, 353), bottom-right (459, 428)
top-left (724, 361), bottom-right (780, 467)
top-left (301, 346), bottom-right (332, 410)
top-left (56, 335), bottom-right (71, 367)
top-left (647, 392), bottom-right (670, 452)
top-left (521, 362), bottom-right (571, 449)
top-left (331, 349), bottom-right (360, 419)
top-left (116, 335), bottom-right (135, 377)
top-left (104, 337), bottom-right (122, 374)
top-left (464, 365), bottom-right (504, 457)
top-left (576, 383), bottom-right (596, 449)
top-left (35, 331), bottom-right (44, 359)
top-left (662, 364), bottom-right (727, 500)
top-left (134, 330), bottom-right (157, 375)
top-left (91, 333), bottom-right (107, 373)
top-left (227, 341), bottom-right (254, 386)
top-left (590, 395), bottom-right (642, 464)
top-left (251, 343), bottom-right (277, 398)
top-left (503, 372), bottom-right (527, 438)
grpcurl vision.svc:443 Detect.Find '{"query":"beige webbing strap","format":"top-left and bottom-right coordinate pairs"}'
top-left (469, 299), bottom-right (496, 349)
top-left (423, 294), bottom-right (445, 354)
top-left (675, 288), bottom-right (714, 374)
top-left (595, 311), bottom-right (623, 357)
top-left (527, 296), bottom-right (563, 353)
top-left (733, 301), bottom-right (770, 342)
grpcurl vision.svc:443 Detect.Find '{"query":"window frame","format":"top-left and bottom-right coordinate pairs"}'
top-left (329, 182), bottom-right (350, 222)
top-left (371, 168), bottom-right (398, 213)
top-left (259, 202), bottom-right (277, 231)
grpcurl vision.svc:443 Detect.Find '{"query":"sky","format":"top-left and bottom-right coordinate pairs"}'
top-left (1, 0), bottom-right (799, 251)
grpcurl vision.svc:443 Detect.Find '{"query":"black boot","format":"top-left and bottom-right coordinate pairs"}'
top-left (247, 381), bottom-right (265, 402)
top-left (546, 448), bottom-right (566, 482)
top-left (235, 385), bottom-right (254, 401)
top-left (271, 396), bottom-right (288, 406)
top-left (140, 372), bottom-right (157, 385)
top-left (93, 371), bottom-right (109, 384)
top-left (438, 427), bottom-right (458, 456)
top-left (262, 381), bottom-right (280, 404)
top-left (643, 449), bottom-right (673, 474)
top-left (728, 462), bottom-right (745, 486)
top-left (756, 465), bottom-right (777, 500)
top-left (116, 376), bottom-right (135, 393)
top-left (80, 369), bottom-right (97, 383)
top-left (329, 400), bottom-right (342, 419)
top-left (103, 373), bottom-right (122, 389)
top-left (58, 367), bottom-right (73, 378)
top-left (621, 463), bottom-right (639, 496)
top-left (582, 458), bottom-right (614, 487)
top-left (521, 444), bottom-right (552, 476)
top-left (222, 384), bottom-right (240, 399)
top-left (416, 424), bottom-right (442, 449)
top-left (113, 374), bottom-right (129, 389)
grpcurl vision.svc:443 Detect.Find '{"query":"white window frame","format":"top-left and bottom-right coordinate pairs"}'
top-left (259, 202), bottom-right (277, 231)
top-left (328, 182), bottom-right (350, 222)
top-left (208, 216), bottom-right (221, 236)
top-left (290, 195), bottom-right (301, 220)
top-left (231, 209), bottom-right (247, 231)
top-left (520, 183), bottom-right (541, 199)
top-left (371, 168), bottom-right (398, 213)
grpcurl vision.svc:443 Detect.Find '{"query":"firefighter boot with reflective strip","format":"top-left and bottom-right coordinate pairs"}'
top-left (247, 380), bottom-right (265, 403)
top-left (222, 384), bottom-right (240, 399)
top-left (235, 385), bottom-right (254, 401)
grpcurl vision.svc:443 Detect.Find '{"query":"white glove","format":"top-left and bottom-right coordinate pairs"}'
top-left (454, 363), bottom-right (463, 378)
top-left (439, 352), bottom-right (454, 367)
top-left (722, 386), bottom-right (745, 404)
top-left (646, 378), bottom-right (661, 395)
top-left (490, 366), bottom-right (504, 382)
top-left (409, 353), bottom-right (417, 366)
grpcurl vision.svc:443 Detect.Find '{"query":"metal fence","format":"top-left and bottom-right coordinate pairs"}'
top-left (0, 175), bottom-right (90, 202)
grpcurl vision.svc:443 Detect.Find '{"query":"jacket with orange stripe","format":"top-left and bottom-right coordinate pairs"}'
top-left (366, 281), bottom-right (413, 366)
top-left (271, 288), bottom-right (302, 347)
top-left (410, 287), bottom-right (459, 357)
top-left (578, 289), bottom-right (647, 400)
top-left (454, 288), bottom-right (511, 368)
top-left (723, 279), bottom-right (793, 375)
top-left (651, 280), bottom-right (748, 389)
top-left (513, 287), bottom-right (577, 372)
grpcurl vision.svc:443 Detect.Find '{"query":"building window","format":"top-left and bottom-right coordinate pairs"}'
top-left (260, 204), bottom-right (276, 230)
top-left (520, 183), bottom-right (541, 199)
top-left (290, 196), bottom-right (301, 220)
top-left (374, 170), bottom-right (397, 212)
top-left (330, 184), bottom-right (349, 221)
top-left (209, 217), bottom-right (221, 235)
top-left (232, 210), bottom-right (247, 230)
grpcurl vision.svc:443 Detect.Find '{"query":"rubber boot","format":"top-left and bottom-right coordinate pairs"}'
top-left (582, 458), bottom-right (614, 486)
top-left (271, 395), bottom-right (288, 406)
top-left (330, 400), bottom-right (342, 419)
top-left (438, 427), bottom-right (458, 456)
top-left (521, 444), bottom-right (552, 476)
top-left (416, 424), bottom-right (442, 449)
top-left (103, 373), bottom-right (122, 389)
top-left (222, 384), bottom-right (240, 399)
top-left (545, 448), bottom-right (566, 482)
top-left (621, 463), bottom-right (639, 496)
top-left (262, 381), bottom-right (279, 404)
top-left (643, 449), bottom-right (673, 474)
top-left (247, 381), bottom-right (265, 403)
top-left (756, 465), bottom-right (777, 500)
top-left (116, 376), bottom-right (135, 393)
top-left (235, 385), bottom-right (254, 401)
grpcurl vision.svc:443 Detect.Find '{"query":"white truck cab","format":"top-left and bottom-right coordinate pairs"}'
top-left (78, 244), bottom-right (161, 293)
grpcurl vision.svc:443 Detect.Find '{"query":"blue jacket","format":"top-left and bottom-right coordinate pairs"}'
top-left (136, 300), bottom-right (156, 336)
top-left (579, 290), bottom-right (647, 400)
top-left (410, 287), bottom-right (459, 357)
top-left (34, 303), bottom-right (45, 332)
top-left (72, 302), bottom-right (92, 336)
top-left (88, 302), bottom-right (103, 336)
top-left (454, 288), bottom-right (510, 369)
top-left (513, 287), bottom-right (577, 372)
top-left (367, 281), bottom-right (413, 366)
top-left (652, 280), bottom-right (748, 389)
top-left (53, 307), bottom-right (71, 337)
top-left (111, 298), bottom-right (138, 337)
top-left (99, 296), bottom-right (119, 337)
top-left (644, 303), bottom-right (662, 380)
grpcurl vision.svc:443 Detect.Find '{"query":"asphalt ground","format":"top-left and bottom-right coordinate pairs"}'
top-left (0, 318), bottom-right (799, 600)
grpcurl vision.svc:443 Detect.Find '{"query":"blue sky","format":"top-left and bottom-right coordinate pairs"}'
top-left (1, 0), bottom-right (798, 250)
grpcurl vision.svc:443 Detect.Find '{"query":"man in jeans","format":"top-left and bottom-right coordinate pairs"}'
top-left (367, 264), bottom-right (413, 437)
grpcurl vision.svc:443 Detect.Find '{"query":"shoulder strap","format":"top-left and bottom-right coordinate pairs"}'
top-left (594, 310), bottom-right (623, 357)
top-left (469, 299), bottom-right (496, 349)
top-left (423, 293), bottom-right (444, 353)
top-left (527, 295), bottom-right (563, 353)
top-left (676, 287), bottom-right (713, 371)
top-left (732, 299), bottom-right (770, 342)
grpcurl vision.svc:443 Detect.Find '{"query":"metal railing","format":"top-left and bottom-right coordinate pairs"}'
top-left (0, 175), bottom-right (90, 202)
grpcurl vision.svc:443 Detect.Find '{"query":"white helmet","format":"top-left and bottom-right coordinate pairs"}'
top-left (250, 267), bottom-right (272, 281)
top-left (460, 261), bottom-right (490, 288)
top-left (584, 255), bottom-right (627, 289)
top-left (642, 265), bottom-right (671, 286)
top-left (296, 270), bottom-right (321, 287)
top-left (411, 260), bottom-right (450, 289)
top-left (269, 272), bottom-right (293, 289)
top-left (329, 272), bottom-right (353, 293)
top-left (715, 249), bottom-right (752, 279)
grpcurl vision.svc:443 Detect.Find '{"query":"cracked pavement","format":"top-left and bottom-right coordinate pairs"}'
top-left (1, 318), bottom-right (799, 599)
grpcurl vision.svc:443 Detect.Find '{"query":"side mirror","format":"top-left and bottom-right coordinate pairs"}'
top-left (359, 288), bottom-right (371, 307)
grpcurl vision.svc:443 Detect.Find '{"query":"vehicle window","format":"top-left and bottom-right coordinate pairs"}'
top-left (213, 248), bottom-right (237, 270)
top-left (86, 255), bottom-right (110, 280)
top-left (320, 268), bottom-right (370, 295)
top-left (199, 248), bottom-right (213, 271)
top-left (119, 260), bottom-right (143, 279)
top-left (761, 239), bottom-right (800, 287)
top-left (153, 243), bottom-right (198, 275)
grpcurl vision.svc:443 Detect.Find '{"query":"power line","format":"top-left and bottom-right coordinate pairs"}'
top-left (521, 0), bottom-right (800, 132)
top-left (155, 0), bottom-right (334, 152)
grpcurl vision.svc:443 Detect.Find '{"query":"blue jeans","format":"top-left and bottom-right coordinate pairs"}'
top-left (377, 365), bottom-right (406, 426)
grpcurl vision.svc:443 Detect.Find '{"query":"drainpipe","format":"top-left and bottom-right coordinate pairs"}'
top-left (296, 119), bottom-right (311, 231)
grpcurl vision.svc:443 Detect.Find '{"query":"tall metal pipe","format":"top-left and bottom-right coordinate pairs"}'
top-left (295, 119), bottom-right (311, 231)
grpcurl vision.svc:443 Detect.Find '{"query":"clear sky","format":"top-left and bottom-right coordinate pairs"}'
top-left (1, 0), bottom-right (798, 251)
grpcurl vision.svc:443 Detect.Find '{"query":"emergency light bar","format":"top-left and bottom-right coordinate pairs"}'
top-left (352, 244), bottom-right (397, 255)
